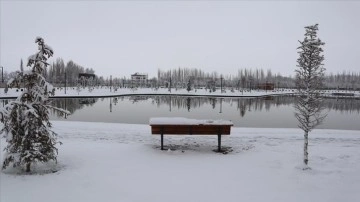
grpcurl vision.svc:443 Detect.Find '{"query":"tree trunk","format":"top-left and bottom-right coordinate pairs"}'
top-left (304, 131), bottom-right (309, 165)
top-left (25, 163), bottom-right (31, 172)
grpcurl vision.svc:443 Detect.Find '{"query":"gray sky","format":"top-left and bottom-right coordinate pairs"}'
top-left (1, 1), bottom-right (359, 79)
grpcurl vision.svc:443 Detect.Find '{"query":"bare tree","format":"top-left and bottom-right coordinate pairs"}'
top-left (294, 24), bottom-right (327, 168)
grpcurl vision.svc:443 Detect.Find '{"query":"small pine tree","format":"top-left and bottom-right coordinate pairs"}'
top-left (0, 37), bottom-right (69, 173)
top-left (294, 24), bottom-right (327, 168)
top-left (187, 79), bottom-right (192, 92)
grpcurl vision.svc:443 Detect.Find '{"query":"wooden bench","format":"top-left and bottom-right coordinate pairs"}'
top-left (149, 117), bottom-right (233, 152)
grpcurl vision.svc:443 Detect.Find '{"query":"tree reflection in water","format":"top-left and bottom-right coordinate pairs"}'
top-left (49, 98), bottom-right (98, 116)
top-left (3, 96), bottom-right (359, 129)
top-left (3, 96), bottom-right (359, 119)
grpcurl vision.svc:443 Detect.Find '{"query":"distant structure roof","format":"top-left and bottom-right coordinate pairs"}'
top-left (78, 73), bottom-right (95, 79)
top-left (131, 72), bottom-right (147, 76)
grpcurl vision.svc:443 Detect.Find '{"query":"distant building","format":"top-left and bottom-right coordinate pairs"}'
top-left (131, 72), bottom-right (148, 87)
top-left (78, 73), bottom-right (96, 86)
top-left (257, 82), bottom-right (274, 90)
top-left (78, 73), bottom-right (95, 80)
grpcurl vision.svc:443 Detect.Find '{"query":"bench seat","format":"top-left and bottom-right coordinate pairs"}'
top-left (150, 117), bottom-right (233, 151)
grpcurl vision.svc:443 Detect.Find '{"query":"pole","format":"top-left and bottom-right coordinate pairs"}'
top-left (64, 72), bottom-right (67, 94)
top-left (110, 75), bottom-right (112, 92)
top-left (218, 134), bottom-right (222, 152)
top-left (220, 76), bottom-right (223, 93)
top-left (169, 70), bottom-right (172, 93)
top-left (161, 134), bottom-right (164, 150)
top-left (219, 98), bottom-right (223, 113)
top-left (1, 66), bottom-right (3, 83)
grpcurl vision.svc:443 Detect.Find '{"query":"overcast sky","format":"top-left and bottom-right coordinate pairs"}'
top-left (1, 0), bottom-right (359, 79)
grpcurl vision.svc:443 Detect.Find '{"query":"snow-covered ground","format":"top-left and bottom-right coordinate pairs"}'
top-left (1, 87), bottom-right (359, 99)
top-left (1, 121), bottom-right (359, 202)
top-left (0, 87), bottom-right (296, 98)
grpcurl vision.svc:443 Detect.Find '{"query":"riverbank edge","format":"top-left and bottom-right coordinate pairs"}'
top-left (1, 87), bottom-right (359, 99)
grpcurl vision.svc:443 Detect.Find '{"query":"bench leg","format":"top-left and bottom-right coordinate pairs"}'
top-left (161, 134), bottom-right (164, 150)
top-left (218, 134), bottom-right (221, 152)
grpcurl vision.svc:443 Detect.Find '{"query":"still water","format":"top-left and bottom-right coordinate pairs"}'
top-left (41, 96), bottom-right (360, 130)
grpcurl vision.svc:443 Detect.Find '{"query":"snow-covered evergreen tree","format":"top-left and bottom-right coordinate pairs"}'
top-left (187, 79), bottom-right (192, 92)
top-left (294, 24), bottom-right (327, 168)
top-left (0, 37), bottom-right (69, 173)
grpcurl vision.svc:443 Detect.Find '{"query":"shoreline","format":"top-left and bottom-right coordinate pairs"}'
top-left (0, 87), bottom-right (359, 99)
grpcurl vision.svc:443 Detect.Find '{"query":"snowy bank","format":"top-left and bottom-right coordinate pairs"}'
top-left (1, 121), bottom-right (359, 202)
top-left (0, 87), bottom-right (296, 99)
top-left (1, 87), bottom-right (359, 99)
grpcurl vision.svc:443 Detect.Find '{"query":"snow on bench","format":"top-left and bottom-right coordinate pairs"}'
top-left (149, 117), bottom-right (233, 151)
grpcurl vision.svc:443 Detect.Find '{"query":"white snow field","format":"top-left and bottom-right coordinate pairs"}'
top-left (1, 121), bottom-right (359, 202)
top-left (1, 87), bottom-right (294, 98)
top-left (1, 87), bottom-right (359, 99)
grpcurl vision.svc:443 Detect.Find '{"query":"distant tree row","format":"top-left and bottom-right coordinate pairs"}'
top-left (156, 67), bottom-right (289, 90)
top-left (156, 67), bottom-right (360, 91)
top-left (2, 60), bottom-right (359, 91)
top-left (157, 68), bottom-right (304, 91)
top-left (324, 71), bottom-right (360, 90)
top-left (46, 58), bottom-right (96, 86)
top-left (2, 58), bottom-right (98, 88)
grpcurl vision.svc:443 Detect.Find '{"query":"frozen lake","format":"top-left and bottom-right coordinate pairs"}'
top-left (32, 95), bottom-right (360, 130)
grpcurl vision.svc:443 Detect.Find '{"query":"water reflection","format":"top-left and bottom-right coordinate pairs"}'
top-left (147, 96), bottom-right (298, 116)
top-left (25, 96), bottom-right (360, 117)
top-left (4, 96), bottom-right (360, 117)
top-left (50, 98), bottom-right (98, 115)
top-left (1, 96), bottom-right (359, 130)
top-left (322, 98), bottom-right (360, 114)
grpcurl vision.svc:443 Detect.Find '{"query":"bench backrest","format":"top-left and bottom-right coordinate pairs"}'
top-left (150, 124), bottom-right (232, 135)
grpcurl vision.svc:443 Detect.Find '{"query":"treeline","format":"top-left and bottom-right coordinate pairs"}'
top-left (324, 72), bottom-right (360, 90)
top-left (3, 58), bottom-right (99, 87)
top-left (45, 58), bottom-right (96, 86)
top-left (157, 67), bottom-right (296, 89)
top-left (156, 67), bottom-right (360, 90)
top-left (3, 60), bottom-right (359, 90)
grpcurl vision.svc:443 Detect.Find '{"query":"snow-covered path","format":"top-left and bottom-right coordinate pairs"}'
top-left (1, 121), bottom-right (359, 202)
